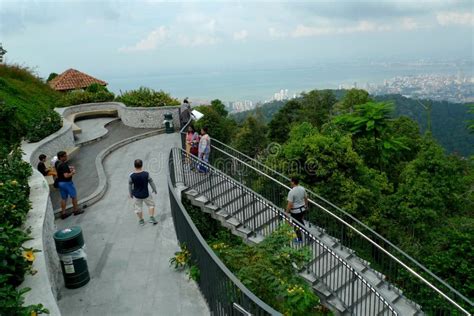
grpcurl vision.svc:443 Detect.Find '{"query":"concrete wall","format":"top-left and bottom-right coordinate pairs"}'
top-left (59, 102), bottom-right (181, 129)
top-left (118, 106), bottom-right (180, 129)
top-left (20, 170), bottom-right (62, 316)
top-left (19, 102), bottom-right (177, 315)
top-left (23, 120), bottom-right (75, 168)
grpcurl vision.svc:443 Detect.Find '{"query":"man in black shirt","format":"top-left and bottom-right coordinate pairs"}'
top-left (56, 151), bottom-right (84, 219)
top-left (129, 159), bottom-right (158, 226)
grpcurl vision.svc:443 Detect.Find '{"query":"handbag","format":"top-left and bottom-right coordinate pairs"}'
top-left (53, 178), bottom-right (59, 188)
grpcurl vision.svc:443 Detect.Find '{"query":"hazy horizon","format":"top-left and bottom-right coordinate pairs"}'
top-left (1, 0), bottom-right (472, 101)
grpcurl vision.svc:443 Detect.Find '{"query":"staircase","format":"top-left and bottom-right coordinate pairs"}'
top-left (171, 149), bottom-right (423, 316)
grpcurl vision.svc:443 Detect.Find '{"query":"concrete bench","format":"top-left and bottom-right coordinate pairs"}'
top-left (67, 109), bottom-right (118, 135)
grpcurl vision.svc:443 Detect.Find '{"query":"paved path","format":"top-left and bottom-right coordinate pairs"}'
top-left (56, 132), bottom-right (209, 316)
top-left (74, 117), bottom-right (117, 145)
top-left (50, 120), bottom-right (155, 211)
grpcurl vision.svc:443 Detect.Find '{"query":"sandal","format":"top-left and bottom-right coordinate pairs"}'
top-left (61, 213), bottom-right (71, 219)
top-left (73, 209), bottom-right (85, 216)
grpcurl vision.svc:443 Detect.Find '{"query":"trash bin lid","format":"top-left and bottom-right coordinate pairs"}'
top-left (54, 226), bottom-right (85, 253)
top-left (164, 113), bottom-right (173, 119)
top-left (54, 226), bottom-right (82, 241)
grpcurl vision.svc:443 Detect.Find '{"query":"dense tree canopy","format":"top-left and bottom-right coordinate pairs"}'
top-left (231, 115), bottom-right (268, 158)
top-left (199, 88), bottom-right (474, 307)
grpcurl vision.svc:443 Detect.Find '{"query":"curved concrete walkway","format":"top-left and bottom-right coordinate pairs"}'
top-left (50, 120), bottom-right (155, 211)
top-left (74, 117), bottom-right (117, 145)
top-left (56, 131), bottom-right (209, 315)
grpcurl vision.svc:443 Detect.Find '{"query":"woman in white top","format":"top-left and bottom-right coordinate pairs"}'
top-left (198, 127), bottom-right (211, 172)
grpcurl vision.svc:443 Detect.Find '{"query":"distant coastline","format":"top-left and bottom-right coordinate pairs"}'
top-left (106, 60), bottom-right (474, 104)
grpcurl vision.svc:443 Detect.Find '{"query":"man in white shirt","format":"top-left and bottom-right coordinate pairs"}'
top-left (286, 177), bottom-right (308, 242)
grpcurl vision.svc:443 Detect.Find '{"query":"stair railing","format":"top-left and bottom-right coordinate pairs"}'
top-left (179, 126), bottom-right (472, 316)
top-left (170, 147), bottom-right (397, 315)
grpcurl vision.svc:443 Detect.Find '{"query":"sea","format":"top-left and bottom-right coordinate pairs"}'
top-left (106, 61), bottom-right (474, 104)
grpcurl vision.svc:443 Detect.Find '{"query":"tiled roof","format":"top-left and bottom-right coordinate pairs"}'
top-left (49, 69), bottom-right (107, 91)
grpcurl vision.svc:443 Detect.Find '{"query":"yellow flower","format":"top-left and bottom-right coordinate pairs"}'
top-left (23, 250), bottom-right (35, 262)
top-left (11, 204), bottom-right (16, 209)
top-left (11, 180), bottom-right (18, 186)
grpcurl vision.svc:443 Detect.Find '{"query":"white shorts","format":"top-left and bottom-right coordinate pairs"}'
top-left (133, 196), bottom-right (155, 213)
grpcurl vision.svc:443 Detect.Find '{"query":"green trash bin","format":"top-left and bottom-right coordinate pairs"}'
top-left (53, 226), bottom-right (90, 289)
top-left (163, 113), bottom-right (174, 133)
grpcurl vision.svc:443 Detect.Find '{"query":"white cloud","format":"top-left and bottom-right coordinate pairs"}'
top-left (268, 27), bottom-right (287, 38)
top-left (436, 11), bottom-right (474, 26)
top-left (233, 29), bottom-right (248, 41)
top-left (178, 34), bottom-right (219, 47)
top-left (119, 26), bottom-right (168, 52)
top-left (291, 21), bottom-right (379, 37)
top-left (400, 18), bottom-right (418, 30)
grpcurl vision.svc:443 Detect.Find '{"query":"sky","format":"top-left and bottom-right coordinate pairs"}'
top-left (0, 0), bottom-right (473, 87)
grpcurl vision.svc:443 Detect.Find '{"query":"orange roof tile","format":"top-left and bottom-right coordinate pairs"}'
top-left (49, 68), bottom-right (107, 91)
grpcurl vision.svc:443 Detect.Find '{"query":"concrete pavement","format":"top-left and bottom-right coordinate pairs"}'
top-left (74, 117), bottom-right (117, 145)
top-left (56, 129), bottom-right (209, 315)
top-left (50, 120), bottom-right (155, 211)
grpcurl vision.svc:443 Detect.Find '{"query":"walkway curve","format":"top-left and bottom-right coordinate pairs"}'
top-left (54, 126), bottom-right (165, 215)
top-left (56, 132), bottom-right (209, 316)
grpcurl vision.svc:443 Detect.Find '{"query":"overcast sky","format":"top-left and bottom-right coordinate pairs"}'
top-left (0, 0), bottom-right (473, 80)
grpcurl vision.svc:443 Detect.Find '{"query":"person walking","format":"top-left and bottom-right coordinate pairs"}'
top-left (129, 159), bottom-right (158, 226)
top-left (198, 126), bottom-right (211, 173)
top-left (180, 98), bottom-right (191, 128)
top-left (56, 151), bottom-right (83, 219)
top-left (286, 177), bottom-right (308, 243)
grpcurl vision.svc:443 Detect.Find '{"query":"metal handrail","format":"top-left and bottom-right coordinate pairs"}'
top-left (179, 129), bottom-right (473, 315)
top-left (167, 149), bottom-right (281, 315)
top-left (209, 144), bottom-right (473, 314)
top-left (170, 147), bottom-right (396, 314)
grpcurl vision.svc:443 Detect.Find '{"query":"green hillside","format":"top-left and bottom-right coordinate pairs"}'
top-left (375, 94), bottom-right (473, 156)
top-left (231, 90), bottom-right (474, 156)
top-left (0, 64), bottom-right (61, 147)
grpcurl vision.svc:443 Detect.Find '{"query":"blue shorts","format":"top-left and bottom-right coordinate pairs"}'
top-left (58, 181), bottom-right (77, 200)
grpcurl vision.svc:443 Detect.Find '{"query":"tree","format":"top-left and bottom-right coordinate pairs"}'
top-left (232, 115), bottom-right (268, 158)
top-left (46, 72), bottom-right (58, 82)
top-left (298, 89), bottom-right (336, 129)
top-left (193, 105), bottom-right (236, 144)
top-left (335, 88), bottom-right (372, 114)
top-left (383, 137), bottom-right (472, 242)
top-left (210, 99), bottom-right (228, 117)
top-left (265, 122), bottom-right (390, 217)
top-left (0, 101), bottom-right (24, 148)
top-left (468, 103), bottom-right (474, 133)
top-left (267, 99), bottom-right (302, 143)
top-left (334, 101), bottom-right (410, 171)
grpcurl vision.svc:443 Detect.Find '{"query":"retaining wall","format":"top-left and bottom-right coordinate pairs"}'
top-left (59, 101), bottom-right (181, 129)
top-left (20, 102), bottom-right (176, 315)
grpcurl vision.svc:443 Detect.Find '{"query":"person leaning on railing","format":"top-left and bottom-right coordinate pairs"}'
top-left (286, 177), bottom-right (308, 243)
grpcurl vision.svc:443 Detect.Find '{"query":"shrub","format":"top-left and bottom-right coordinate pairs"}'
top-left (25, 110), bottom-right (62, 143)
top-left (0, 148), bottom-right (47, 314)
top-left (181, 199), bottom-right (327, 315)
top-left (115, 87), bottom-right (180, 107)
top-left (57, 89), bottom-right (115, 107)
top-left (0, 276), bottom-right (49, 315)
top-left (85, 83), bottom-right (108, 93)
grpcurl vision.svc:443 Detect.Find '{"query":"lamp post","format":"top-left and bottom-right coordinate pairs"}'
top-left (0, 43), bottom-right (6, 63)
